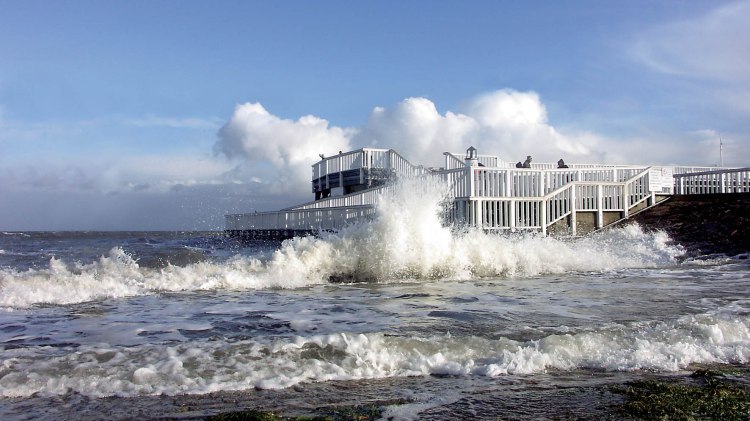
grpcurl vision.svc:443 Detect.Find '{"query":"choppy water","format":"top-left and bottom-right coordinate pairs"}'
top-left (1, 182), bottom-right (749, 419)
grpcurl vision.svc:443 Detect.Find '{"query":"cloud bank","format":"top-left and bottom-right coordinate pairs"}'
top-left (214, 88), bottom-right (748, 205)
top-left (3, 88), bottom-right (745, 230)
top-left (214, 89), bottom-right (606, 199)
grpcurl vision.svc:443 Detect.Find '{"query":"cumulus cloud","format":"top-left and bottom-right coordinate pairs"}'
top-left (215, 91), bottom-right (598, 176)
top-left (211, 90), bottom-right (611, 207)
top-left (352, 97), bottom-right (477, 166)
top-left (214, 102), bottom-right (354, 196)
top-left (348, 90), bottom-right (598, 167)
top-left (214, 89), bottom-right (750, 205)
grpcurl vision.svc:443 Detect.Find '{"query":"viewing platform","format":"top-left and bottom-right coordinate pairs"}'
top-left (226, 147), bottom-right (750, 240)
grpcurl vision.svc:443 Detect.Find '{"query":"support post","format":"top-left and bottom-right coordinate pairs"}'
top-left (596, 184), bottom-right (603, 229)
top-left (570, 186), bottom-right (577, 236)
top-left (505, 170), bottom-right (512, 197)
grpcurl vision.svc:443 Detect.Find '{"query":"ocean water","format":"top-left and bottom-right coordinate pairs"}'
top-left (1, 181), bottom-right (749, 419)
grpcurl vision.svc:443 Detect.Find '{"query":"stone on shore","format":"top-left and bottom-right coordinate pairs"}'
top-left (624, 193), bottom-right (750, 256)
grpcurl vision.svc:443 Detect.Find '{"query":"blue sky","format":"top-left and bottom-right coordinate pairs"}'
top-left (1, 1), bottom-right (748, 230)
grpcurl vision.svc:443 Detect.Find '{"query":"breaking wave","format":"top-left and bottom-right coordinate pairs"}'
top-left (2, 302), bottom-right (748, 398)
top-left (0, 179), bottom-right (684, 309)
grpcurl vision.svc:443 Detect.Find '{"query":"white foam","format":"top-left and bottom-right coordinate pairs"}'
top-left (1, 307), bottom-right (747, 398)
top-left (0, 179), bottom-right (685, 309)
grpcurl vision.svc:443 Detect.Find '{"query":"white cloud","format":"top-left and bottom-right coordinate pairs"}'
top-left (99, 154), bottom-right (235, 193)
top-left (214, 102), bottom-right (354, 196)
top-left (352, 90), bottom-right (594, 167)
top-left (212, 90), bottom-right (750, 205)
top-left (631, 1), bottom-right (750, 82)
top-left (630, 1), bottom-right (750, 120)
top-left (353, 97), bottom-right (477, 166)
top-left (213, 91), bottom-right (603, 200)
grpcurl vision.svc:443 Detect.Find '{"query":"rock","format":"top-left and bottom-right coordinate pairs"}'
top-left (624, 193), bottom-right (750, 256)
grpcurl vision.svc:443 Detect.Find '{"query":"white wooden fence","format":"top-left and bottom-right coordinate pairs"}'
top-left (312, 148), bottom-right (428, 181)
top-left (441, 167), bottom-right (652, 235)
top-left (674, 167), bottom-right (750, 194)
top-left (226, 205), bottom-right (376, 231)
top-left (230, 152), bottom-right (748, 237)
top-left (287, 187), bottom-right (386, 210)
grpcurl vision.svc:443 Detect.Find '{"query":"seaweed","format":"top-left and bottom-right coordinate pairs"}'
top-left (612, 368), bottom-right (750, 420)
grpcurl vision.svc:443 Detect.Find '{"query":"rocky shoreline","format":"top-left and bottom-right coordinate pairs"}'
top-left (622, 193), bottom-right (750, 257)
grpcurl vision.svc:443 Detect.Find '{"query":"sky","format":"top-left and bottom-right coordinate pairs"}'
top-left (1, 0), bottom-right (749, 230)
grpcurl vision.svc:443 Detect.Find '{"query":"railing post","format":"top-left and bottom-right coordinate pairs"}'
top-left (570, 185), bottom-right (577, 236)
top-left (509, 200), bottom-right (516, 231)
top-left (540, 199), bottom-right (547, 236)
top-left (622, 182), bottom-right (629, 217)
top-left (468, 168), bottom-right (475, 197)
top-left (537, 173), bottom-right (543, 197)
top-left (505, 170), bottom-right (512, 197)
top-left (478, 199), bottom-right (484, 227)
top-left (596, 184), bottom-right (603, 229)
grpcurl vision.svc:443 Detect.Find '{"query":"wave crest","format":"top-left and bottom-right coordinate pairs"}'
top-left (0, 179), bottom-right (685, 308)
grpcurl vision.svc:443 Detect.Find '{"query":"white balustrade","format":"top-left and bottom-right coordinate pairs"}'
top-left (674, 167), bottom-right (750, 194)
top-left (235, 149), bottom-right (749, 237)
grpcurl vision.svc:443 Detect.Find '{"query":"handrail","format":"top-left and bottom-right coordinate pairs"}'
top-left (673, 167), bottom-right (750, 177)
top-left (287, 186), bottom-right (387, 210)
top-left (443, 152), bottom-right (467, 170)
top-left (231, 147), bottom-right (750, 238)
top-left (673, 167), bottom-right (750, 194)
top-left (226, 205), bottom-right (376, 231)
top-left (312, 147), bottom-right (428, 181)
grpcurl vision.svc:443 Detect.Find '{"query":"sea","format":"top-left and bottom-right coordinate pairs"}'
top-left (1, 181), bottom-right (749, 420)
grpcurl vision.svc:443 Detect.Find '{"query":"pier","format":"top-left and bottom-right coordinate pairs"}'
top-left (226, 147), bottom-right (750, 239)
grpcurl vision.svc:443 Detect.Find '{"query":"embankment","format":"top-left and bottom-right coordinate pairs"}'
top-left (623, 193), bottom-right (750, 256)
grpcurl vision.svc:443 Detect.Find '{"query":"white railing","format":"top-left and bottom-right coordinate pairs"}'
top-left (312, 148), bottom-right (428, 181)
top-left (388, 150), bottom-right (429, 177)
top-left (289, 187), bottom-right (387, 210)
top-left (455, 166), bottom-right (650, 199)
top-left (226, 205), bottom-right (375, 231)
top-left (444, 152), bottom-right (504, 169)
top-left (444, 152), bottom-right (467, 170)
top-left (674, 167), bottom-right (750, 194)
top-left (673, 166), bottom-right (726, 175)
top-left (233, 146), bottom-right (750, 237)
top-left (312, 149), bottom-right (370, 180)
top-left (445, 167), bottom-right (653, 235)
top-left (438, 167), bottom-right (471, 198)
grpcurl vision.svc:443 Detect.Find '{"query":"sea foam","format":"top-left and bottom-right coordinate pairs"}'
top-left (1, 303), bottom-right (748, 398)
top-left (0, 178), bottom-right (684, 309)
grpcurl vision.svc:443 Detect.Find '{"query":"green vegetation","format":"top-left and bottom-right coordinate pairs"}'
top-left (613, 368), bottom-right (750, 419)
